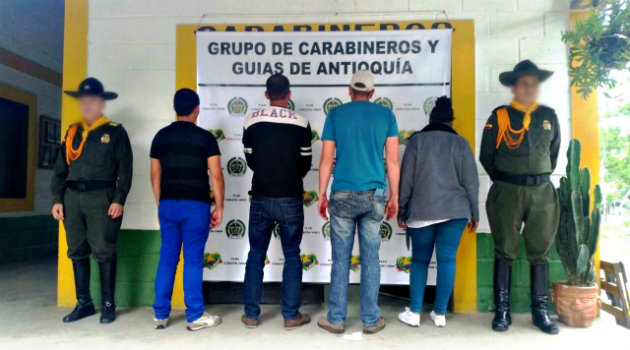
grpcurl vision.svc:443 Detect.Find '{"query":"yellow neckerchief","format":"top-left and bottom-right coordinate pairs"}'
top-left (495, 100), bottom-right (538, 149)
top-left (65, 116), bottom-right (109, 164)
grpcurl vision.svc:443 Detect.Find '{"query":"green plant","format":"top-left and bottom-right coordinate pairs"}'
top-left (556, 139), bottom-right (602, 285)
top-left (562, 0), bottom-right (630, 98)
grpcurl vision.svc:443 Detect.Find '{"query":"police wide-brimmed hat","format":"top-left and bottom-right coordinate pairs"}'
top-left (499, 60), bottom-right (553, 87)
top-left (64, 77), bottom-right (118, 100)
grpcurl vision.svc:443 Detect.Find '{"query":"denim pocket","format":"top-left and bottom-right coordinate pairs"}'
top-left (370, 195), bottom-right (386, 221)
top-left (330, 191), bottom-right (353, 218)
top-left (250, 198), bottom-right (264, 216)
top-left (280, 200), bottom-right (304, 223)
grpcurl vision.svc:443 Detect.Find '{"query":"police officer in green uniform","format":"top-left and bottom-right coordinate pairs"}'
top-left (51, 78), bottom-right (132, 324)
top-left (480, 60), bottom-right (561, 335)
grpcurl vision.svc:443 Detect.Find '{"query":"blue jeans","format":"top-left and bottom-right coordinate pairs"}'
top-left (327, 190), bottom-right (386, 327)
top-left (153, 199), bottom-right (210, 322)
top-left (243, 197), bottom-right (304, 320)
top-left (408, 218), bottom-right (467, 314)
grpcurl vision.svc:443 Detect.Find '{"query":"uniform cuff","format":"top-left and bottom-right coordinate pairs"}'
top-left (112, 192), bottom-right (127, 205)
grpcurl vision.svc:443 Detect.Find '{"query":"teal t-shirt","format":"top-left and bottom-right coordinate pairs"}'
top-left (322, 100), bottom-right (399, 191)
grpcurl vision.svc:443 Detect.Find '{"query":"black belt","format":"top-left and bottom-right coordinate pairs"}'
top-left (67, 180), bottom-right (116, 192)
top-left (495, 171), bottom-right (550, 186)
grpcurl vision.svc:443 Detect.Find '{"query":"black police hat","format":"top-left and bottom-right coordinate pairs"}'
top-left (64, 77), bottom-right (118, 100)
top-left (499, 60), bottom-right (553, 87)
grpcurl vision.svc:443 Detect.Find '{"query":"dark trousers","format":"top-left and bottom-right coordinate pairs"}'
top-left (243, 197), bottom-right (304, 320)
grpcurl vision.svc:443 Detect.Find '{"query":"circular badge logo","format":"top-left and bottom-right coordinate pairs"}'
top-left (225, 219), bottom-right (246, 239)
top-left (228, 97), bottom-right (248, 116)
top-left (321, 221), bottom-right (331, 240)
top-left (227, 157), bottom-right (247, 176)
top-left (323, 97), bottom-right (342, 115)
top-left (203, 252), bottom-right (223, 270)
top-left (380, 222), bottom-right (393, 241)
top-left (374, 97), bottom-right (393, 110)
top-left (272, 222), bottom-right (281, 239)
top-left (423, 96), bottom-right (438, 116)
top-left (287, 99), bottom-right (295, 111)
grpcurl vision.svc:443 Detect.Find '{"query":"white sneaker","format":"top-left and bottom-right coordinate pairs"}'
top-left (186, 312), bottom-right (222, 331)
top-left (430, 310), bottom-right (446, 327)
top-left (398, 307), bottom-right (420, 327)
top-left (153, 318), bottom-right (168, 329)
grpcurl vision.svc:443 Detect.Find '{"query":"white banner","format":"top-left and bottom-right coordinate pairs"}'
top-left (197, 29), bottom-right (452, 285)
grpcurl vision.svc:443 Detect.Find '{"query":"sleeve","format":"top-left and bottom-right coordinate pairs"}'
top-left (242, 127), bottom-right (256, 172)
top-left (387, 110), bottom-right (399, 138)
top-left (207, 134), bottom-right (221, 158)
top-left (479, 112), bottom-right (498, 180)
top-left (149, 133), bottom-right (160, 159)
top-left (50, 135), bottom-right (68, 205)
top-left (299, 123), bottom-right (313, 178)
top-left (321, 109), bottom-right (335, 141)
top-left (397, 135), bottom-right (417, 222)
top-left (549, 113), bottom-right (561, 172)
top-left (459, 139), bottom-right (480, 222)
top-left (112, 127), bottom-right (133, 205)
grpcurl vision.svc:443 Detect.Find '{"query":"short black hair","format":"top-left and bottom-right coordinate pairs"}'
top-left (266, 74), bottom-right (290, 100)
top-left (174, 88), bottom-right (200, 116)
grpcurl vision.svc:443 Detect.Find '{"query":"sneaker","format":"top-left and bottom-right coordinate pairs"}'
top-left (317, 316), bottom-right (345, 334)
top-left (398, 307), bottom-right (420, 327)
top-left (363, 316), bottom-right (386, 334)
top-left (430, 311), bottom-right (446, 327)
top-left (186, 312), bottom-right (222, 331)
top-left (153, 318), bottom-right (168, 330)
top-left (241, 314), bottom-right (259, 329)
top-left (284, 313), bottom-right (311, 330)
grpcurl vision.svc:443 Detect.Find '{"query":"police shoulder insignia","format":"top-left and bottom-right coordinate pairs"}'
top-left (484, 123), bottom-right (493, 130)
top-left (542, 120), bottom-right (552, 131)
top-left (108, 121), bottom-right (119, 126)
top-left (101, 133), bottom-right (110, 144)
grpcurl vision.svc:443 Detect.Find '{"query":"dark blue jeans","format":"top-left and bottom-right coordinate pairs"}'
top-left (243, 197), bottom-right (304, 320)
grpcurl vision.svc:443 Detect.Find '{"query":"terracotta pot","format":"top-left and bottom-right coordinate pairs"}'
top-left (552, 281), bottom-right (599, 327)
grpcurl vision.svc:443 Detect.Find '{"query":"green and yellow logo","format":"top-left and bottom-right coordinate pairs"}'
top-left (227, 157), bottom-right (247, 176)
top-left (323, 97), bottom-right (342, 115)
top-left (203, 252), bottom-right (223, 270)
top-left (228, 97), bottom-right (248, 116)
top-left (272, 222), bottom-right (281, 239)
top-left (321, 221), bottom-right (331, 240)
top-left (396, 256), bottom-right (412, 273)
top-left (265, 255), bottom-right (271, 265)
top-left (374, 97), bottom-right (393, 110)
top-left (287, 99), bottom-right (295, 111)
top-left (311, 129), bottom-right (321, 145)
top-left (350, 255), bottom-right (361, 272)
top-left (208, 128), bottom-right (225, 142)
top-left (301, 253), bottom-right (319, 271)
top-left (423, 96), bottom-right (438, 116)
top-left (380, 222), bottom-right (393, 241)
top-left (398, 129), bottom-right (416, 145)
top-left (225, 219), bottom-right (246, 239)
top-left (303, 191), bottom-right (318, 207)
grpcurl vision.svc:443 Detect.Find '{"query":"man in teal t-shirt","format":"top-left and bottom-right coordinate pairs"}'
top-left (317, 70), bottom-right (400, 335)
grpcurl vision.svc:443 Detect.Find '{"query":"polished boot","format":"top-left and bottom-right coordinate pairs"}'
top-left (531, 262), bottom-right (559, 334)
top-left (492, 258), bottom-right (512, 331)
top-left (98, 258), bottom-right (117, 324)
top-left (63, 259), bottom-right (96, 322)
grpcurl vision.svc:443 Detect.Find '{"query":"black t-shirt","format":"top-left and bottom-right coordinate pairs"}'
top-left (150, 121), bottom-right (220, 203)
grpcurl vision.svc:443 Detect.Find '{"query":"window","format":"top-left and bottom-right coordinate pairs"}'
top-left (0, 96), bottom-right (29, 198)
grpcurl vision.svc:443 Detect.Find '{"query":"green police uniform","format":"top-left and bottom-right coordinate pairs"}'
top-left (480, 104), bottom-right (561, 264)
top-left (51, 119), bottom-right (133, 262)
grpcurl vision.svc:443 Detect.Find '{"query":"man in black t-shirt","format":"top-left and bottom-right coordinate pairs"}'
top-left (149, 88), bottom-right (224, 331)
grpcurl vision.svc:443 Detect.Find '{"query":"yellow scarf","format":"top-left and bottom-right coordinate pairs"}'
top-left (495, 100), bottom-right (538, 149)
top-left (66, 116), bottom-right (109, 164)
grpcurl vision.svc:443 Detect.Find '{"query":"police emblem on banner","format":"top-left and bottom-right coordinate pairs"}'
top-left (225, 219), bottom-right (246, 239)
top-left (423, 96), bottom-right (438, 116)
top-left (303, 191), bottom-right (318, 207)
top-left (398, 129), bottom-right (416, 145)
top-left (311, 129), bottom-right (320, 145)
top-left (323, 97), bottom-right (342, 115)
top-left (287, 99), bottom-right (295, 111)
top-left (301, 253), bottom-right (318, 271)
top-left (350, 255), bottom-right (361, 272)
top-left (227, 157), bottom-right (247, 176)
top-left (396, 256), bottom-right (412, 273)
top-left (321, 221), bottom-right (331, 240)
top-left (380, 222), bottom-right (393, 241)
top-left (272, 222), bottom-right (281, 239)
top-left (227, 97), bottom-right (248, 116)
top-left (203, 252), bottom-right (223, 270)
top-left (208, 128), bottom-right (226, 142)
top-left (374, 97), bottom-right (393, 110)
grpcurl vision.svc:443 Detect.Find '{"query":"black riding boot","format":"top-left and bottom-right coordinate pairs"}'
top-left (492, 258), bottom-right (512, 331)
top-left (63, 259), bottom-right (96, 322)
top-left (99, 258), bottom-right (117, 324)
top-left (531, 262), bottom-right (559, 334)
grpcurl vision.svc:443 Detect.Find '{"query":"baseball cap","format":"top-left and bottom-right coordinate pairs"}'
top-left (350, 70), bottom-right (374, 92)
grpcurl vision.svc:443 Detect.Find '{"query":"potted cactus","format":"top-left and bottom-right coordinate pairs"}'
top-left (552, 139), bottom-right (601, 327)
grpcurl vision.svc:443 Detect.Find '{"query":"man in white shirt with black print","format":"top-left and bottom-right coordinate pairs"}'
top-left (241, 74), bottom-right (312, 330)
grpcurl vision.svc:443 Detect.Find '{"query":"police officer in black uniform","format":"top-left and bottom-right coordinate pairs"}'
top-left (51, 78), bottom-right (132, 324)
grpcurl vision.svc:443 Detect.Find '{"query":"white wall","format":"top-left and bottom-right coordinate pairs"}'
top-left (87, 0), bottom-right (572, 231)
top-left (0, 0), bottom-right (65, 214)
